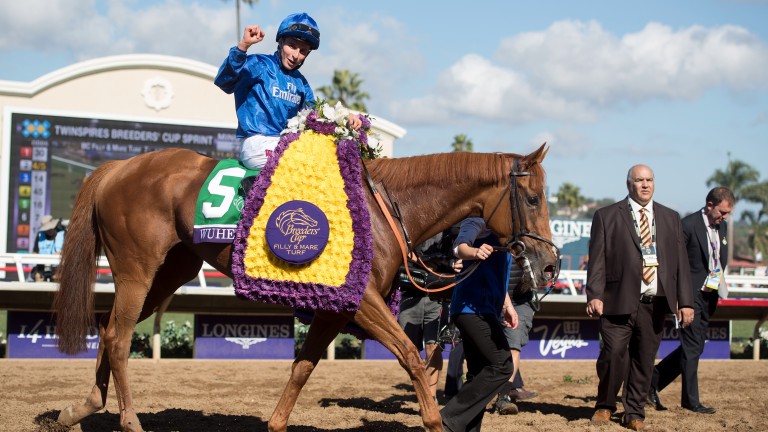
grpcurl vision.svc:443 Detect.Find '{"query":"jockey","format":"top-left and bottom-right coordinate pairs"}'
top-left (215, 12), bottom-right (362, 171)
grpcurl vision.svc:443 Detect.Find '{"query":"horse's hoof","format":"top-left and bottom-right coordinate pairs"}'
top-left (121, 413), bottom-right (144, 432)
top-left (56, 406), bottom-right (76, 426)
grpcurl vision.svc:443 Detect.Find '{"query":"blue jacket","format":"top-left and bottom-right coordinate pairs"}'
top-left (449, 218), bottom-right (512, 316)
top-left (215, 48), bottom-right (315, 138)
top-left (35, 231), bottom-right (64, 255)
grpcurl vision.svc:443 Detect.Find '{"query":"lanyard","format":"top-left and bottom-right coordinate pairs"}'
top-left (705, 226), bottom-right (720, 270)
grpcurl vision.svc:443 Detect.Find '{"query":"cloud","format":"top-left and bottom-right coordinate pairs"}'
top-left (393, 54), bottom-right (594, 125)
top-left (0, 0), bottom-right (233, 63)
top-left (496, 20), bottom-right (768, 104)
top-left (394, 19), bottom-right (768, 127)
top-left (530, 129), bottom-right (591, 158)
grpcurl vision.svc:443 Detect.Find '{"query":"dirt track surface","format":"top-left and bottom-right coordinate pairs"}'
top-left (1, 358), bottom-right (766, 431)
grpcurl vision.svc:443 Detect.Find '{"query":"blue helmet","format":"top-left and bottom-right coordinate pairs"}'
top-left (276, 12), bottom-right (320, 50)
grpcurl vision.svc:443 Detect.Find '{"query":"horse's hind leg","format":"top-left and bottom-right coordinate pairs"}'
top-left (61, 244), bottom-right (202, 432)
top-left (107, 245), bottom-right (203, 432)
top-left (268, 311), bottom-right (348, 432)
top-left (57, 312), bottom-right (113, 426)
top-left (354, 289), bottom-right (443, 432)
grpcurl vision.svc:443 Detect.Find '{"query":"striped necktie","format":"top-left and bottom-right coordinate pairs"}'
top-left (639, 208), bottom-right (655, 285)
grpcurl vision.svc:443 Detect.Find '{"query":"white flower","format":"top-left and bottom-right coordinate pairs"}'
top-left (281, 101), bottom-right (368, 147)
top-left (282, 107), bottom-right (311, 134)
top-left (331, 101), bottom-right (349, 125)
top-left (335, 126), bottom-right (351, 140)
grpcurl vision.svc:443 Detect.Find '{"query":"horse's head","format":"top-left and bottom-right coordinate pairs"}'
top-left (483, 143), bottom-right (560, 293)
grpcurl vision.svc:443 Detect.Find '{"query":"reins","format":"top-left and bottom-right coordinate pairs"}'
top-left (360, 159), bottom-right (480, 294)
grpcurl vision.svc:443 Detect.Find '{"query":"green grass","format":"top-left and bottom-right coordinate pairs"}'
top-left (0, 310), bottom-right (6, 341)
top-left (135, 312), bottom-right (194, 336)
top-left (732, 320), bottom-right (767, 340)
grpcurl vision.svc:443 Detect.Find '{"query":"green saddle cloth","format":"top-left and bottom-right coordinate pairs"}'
top-left (193, 159), bottom-right (260, 243)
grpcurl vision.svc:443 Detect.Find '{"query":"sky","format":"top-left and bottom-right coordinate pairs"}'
top-left (1, 0), bottom-right (767, 217)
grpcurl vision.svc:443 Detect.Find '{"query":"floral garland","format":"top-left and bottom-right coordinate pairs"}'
top-left (233, 101), bottom-right (397, 315)
top-left (283, 101), bottom-right (382, 159)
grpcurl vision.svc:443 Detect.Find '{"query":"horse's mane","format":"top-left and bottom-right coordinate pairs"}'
top-left (367, 152), bottom-right (545, 191)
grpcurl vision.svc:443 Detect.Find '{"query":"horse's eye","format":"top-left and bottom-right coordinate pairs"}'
top-left (527, 195), bottom-right (540, 206)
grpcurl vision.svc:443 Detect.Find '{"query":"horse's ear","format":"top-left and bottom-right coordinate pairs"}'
top-left (523, 142), bottom-right (549, 166)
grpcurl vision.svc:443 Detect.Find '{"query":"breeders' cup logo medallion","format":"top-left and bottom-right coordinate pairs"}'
top-left (265, 200), bottom-right (329, 264)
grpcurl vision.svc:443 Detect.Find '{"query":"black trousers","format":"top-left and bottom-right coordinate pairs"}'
top-left (652, 289), bottom-right (719, 408)
top-left (440, 313), bottom-right (513, 432)
top-left (595, 299), bottom-right (667, 422)
top-left (444, 342), bottom-right (524, 401)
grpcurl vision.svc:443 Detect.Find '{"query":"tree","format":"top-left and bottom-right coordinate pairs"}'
top-left (316, 70), bottom-right (370, 112)
top-left (740, 210), bottom-right (768, 264)
top-left (741, 182), bottom-right (768, 211)
top-left (554, 182), bottom-right (586, 218)
top-left (707, 158), bottom-right (760, 265)
top-left (224, 0), bottom-right (259, 43)
top-left (450, 134), bottom-right (473, 152)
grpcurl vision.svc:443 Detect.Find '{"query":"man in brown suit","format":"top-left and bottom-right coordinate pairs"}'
top-left (586, 164), bottom-right (694, 431)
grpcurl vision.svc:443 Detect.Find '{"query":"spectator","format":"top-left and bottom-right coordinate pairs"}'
top-left (32, 215), bottom-right (65, 282)
top-left (397, 229), bottom-right (460, 403)
top-left (586, 164), bottom-right (693, 431)
top-left (650, 186), bottom-right (735, 414)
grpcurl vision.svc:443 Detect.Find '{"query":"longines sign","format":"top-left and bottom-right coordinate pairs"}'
top-left (194, 314), bottom-right (294, 359)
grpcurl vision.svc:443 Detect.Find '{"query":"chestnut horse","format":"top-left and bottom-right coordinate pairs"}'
top-left (53, 143), bottom-right (558, 432)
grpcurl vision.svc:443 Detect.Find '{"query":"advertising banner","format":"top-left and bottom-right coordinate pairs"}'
top-left (366, 318), bottom-right (730, 361)
top-left (194, 314), bottom-right (294, 359)
top-left (658, 319), bottom-right (730, 359)
top-left (2, 109), bottom-right (236, 255)
top-left (7, 311), bottom-right (98, 358)
top-left (549, 218), bottom-right (591, 270)
top-left (522, 318), bottom-right (600, 359)
top-left (364, 339), bottom-right (456, 360)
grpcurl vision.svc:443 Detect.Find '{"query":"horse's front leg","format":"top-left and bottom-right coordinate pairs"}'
top-left (354, 289), bottom-right (443, 432)
top-left (268, 312), bottom-right (348, 432)
top-left (57, 313), bottom-right (113, 427)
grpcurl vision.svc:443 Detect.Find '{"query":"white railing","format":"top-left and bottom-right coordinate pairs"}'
top-left (0, 253), bottom-right (230, 291)
top-left (541, 270), bottom-right (768, 297)
top-left (1, 253), bottom-right (767, 297)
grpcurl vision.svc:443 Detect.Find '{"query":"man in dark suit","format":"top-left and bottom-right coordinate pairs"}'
top-left (649, 186), bottom-right (735, 414)
top-left (586, 164), bottom-right (694, 431)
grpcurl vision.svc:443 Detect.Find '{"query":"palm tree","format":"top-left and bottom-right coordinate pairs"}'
top-left (224, 0), bottom-right (259, 43)
top-left (741, 181), bottom-right (768, 211)
top-left (740, 210), bottom-right (768, 264)
top-left (707, 158), bottom-right (760, 265)
top-left (450, 134), bottom-right (473, 152)
top-left (554, 182), bottom-right (586, 218)
top-left (315, 70), bottom-right (370, 112)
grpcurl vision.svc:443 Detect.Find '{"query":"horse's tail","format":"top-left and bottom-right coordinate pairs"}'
top-left (53, 162), bottom-right (115, 354)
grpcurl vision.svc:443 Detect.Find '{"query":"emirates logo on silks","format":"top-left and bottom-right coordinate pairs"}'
top-left (265, 200), bottom-right (329, 264)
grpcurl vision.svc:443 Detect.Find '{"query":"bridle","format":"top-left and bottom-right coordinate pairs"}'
top-left (362, 155), bottom-right (561, 297)
top-left (486, 158), bottom-right (561, 300)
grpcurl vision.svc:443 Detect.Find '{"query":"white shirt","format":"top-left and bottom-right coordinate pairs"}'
top-left (628, 197), bottom-right (659, 296)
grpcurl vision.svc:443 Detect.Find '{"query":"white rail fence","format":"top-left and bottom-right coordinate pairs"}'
top-left (2, 253), bottom-right (767, 296)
